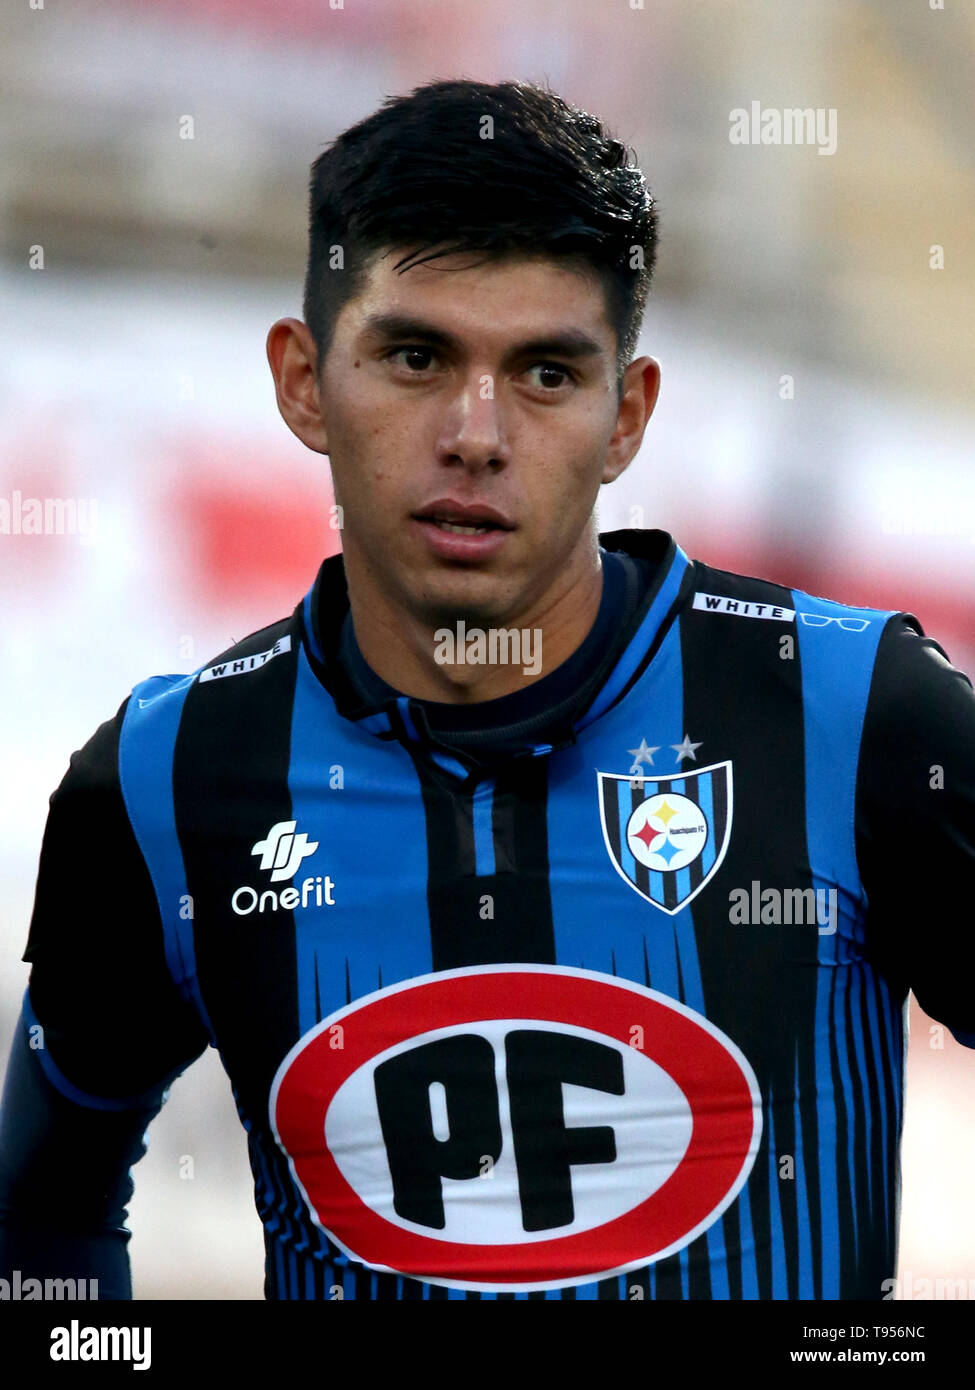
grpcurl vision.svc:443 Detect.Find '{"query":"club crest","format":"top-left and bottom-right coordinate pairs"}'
top-left (597, 760), bottom-right (733, 915)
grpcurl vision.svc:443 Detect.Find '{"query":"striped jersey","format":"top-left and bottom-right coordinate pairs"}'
top-left (18, 528), bottom-right (975, 1299)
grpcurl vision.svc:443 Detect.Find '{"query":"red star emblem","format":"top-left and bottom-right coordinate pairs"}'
top-left (632, 818), bottom-right (662, 851)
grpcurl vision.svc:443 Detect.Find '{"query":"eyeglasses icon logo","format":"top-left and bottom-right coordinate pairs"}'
top-left (798, 613), bottom-right (870, 632)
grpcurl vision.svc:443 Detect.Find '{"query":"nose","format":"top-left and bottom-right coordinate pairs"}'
top-left (434, 369), bottom-right (511, 475)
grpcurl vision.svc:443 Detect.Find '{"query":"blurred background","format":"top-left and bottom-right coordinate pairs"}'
top-left (1, 0), bottom-right (972, 1298)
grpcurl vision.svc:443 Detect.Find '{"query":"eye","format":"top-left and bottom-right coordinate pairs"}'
top-left (525, 362), bottom-right (574, 390)
top-left (387, 345), bottom-right (437, 372)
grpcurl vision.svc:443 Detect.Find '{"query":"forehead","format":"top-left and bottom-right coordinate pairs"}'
top-left (344, 247), bottom-right (616, 343)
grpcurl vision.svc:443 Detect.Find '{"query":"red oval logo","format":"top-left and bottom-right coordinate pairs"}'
top-left (270, 966), bottom-right (762, 1291)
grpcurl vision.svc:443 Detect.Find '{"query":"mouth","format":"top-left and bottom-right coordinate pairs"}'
top-left (429, 519), bottom-right (495, 536)
top-left (412, 500), bottom-right (515, 533)
top-left (411, 500), bottom-right (515, 560)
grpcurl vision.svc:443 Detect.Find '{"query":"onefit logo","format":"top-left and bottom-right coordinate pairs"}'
top-left (230, 820), bottom-right (334, 917)
top-left (252, 820), bottom-right (319, 882)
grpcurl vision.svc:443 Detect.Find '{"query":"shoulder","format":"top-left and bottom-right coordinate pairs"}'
top-left (690, 554), bottom-right (896, 629)
top-left (48, 608), bottom-right (300, 813)
top-left (130, 612), bottom-right (298, 708)
top-left (50, 697), bottom-right (129, 804)
top-left (686, 556), bottom-right (901, 682)
top-left (193, 612), bottom-right (297, 683)
top-left (682, 556), bottom-right (971, 745)
top-left (860, 612), bottom-right (975, 761)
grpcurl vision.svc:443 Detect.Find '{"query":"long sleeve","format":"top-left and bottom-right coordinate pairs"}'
top-left (856, 613), bottom-right (975, 1045)
top-left (0, 1003), bottom-right (165, 1300)
top-left (0, 699), bottom-right (211, 1296)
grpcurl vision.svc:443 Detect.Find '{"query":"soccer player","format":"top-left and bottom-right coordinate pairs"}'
top-left (2, 78), bottom-right (974, 1302)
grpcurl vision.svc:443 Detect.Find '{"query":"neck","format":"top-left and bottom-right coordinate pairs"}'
top-left (345, 541), bottom-right (604, 704)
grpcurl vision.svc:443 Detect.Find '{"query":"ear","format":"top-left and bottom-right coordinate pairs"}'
top-left (266, 318), bottom-right (329, 455)
top-left (601, 356), bottom-right (660, 484)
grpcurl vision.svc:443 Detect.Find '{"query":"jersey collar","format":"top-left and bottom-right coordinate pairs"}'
top-left (295, 529), bottom-right (694, 771)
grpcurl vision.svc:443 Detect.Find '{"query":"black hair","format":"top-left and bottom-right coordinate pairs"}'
top-left (303, 78), bottom-right (656, 389)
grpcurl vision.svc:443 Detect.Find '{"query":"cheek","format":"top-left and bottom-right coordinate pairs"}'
top-left (328, 421), bottom-right (414, 532)
top-left (533, 445), bottom-right (604, 512)
top-left (329, 406), bottom-right (397, 477)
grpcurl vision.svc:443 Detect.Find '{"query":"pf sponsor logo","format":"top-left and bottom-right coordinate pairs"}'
top-left (270, 966), bottom-right (761, 1292)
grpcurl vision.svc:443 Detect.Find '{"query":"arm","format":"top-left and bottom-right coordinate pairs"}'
top-left (0, 1001), bottom-right (167, 1299)
top-left (0, 701), bottom-right (210, 1297)
top-left (856, 614), bottom-right (975, 1044)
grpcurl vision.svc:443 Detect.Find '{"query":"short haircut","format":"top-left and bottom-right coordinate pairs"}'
top-left (303, 79), bottom-right (657, 390)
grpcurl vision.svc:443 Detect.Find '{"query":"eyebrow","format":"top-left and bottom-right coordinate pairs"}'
top-left (359, 312), bottom-right (606, 362)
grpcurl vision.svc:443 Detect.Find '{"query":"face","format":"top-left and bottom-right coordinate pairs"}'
top-left (271, 248), bottom-right (659, 631)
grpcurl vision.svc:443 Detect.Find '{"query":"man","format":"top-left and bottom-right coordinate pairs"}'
top-left (1, 78), bottom-right (973, 1302)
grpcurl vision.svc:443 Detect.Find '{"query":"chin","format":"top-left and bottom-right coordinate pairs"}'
top-left (416, 576), bottom-right (519, 629)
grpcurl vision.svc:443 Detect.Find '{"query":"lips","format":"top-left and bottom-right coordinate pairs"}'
top-left (412, 499), bottom-right (515, 534)
top-left (411, 499), bottom-right (515, 561)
